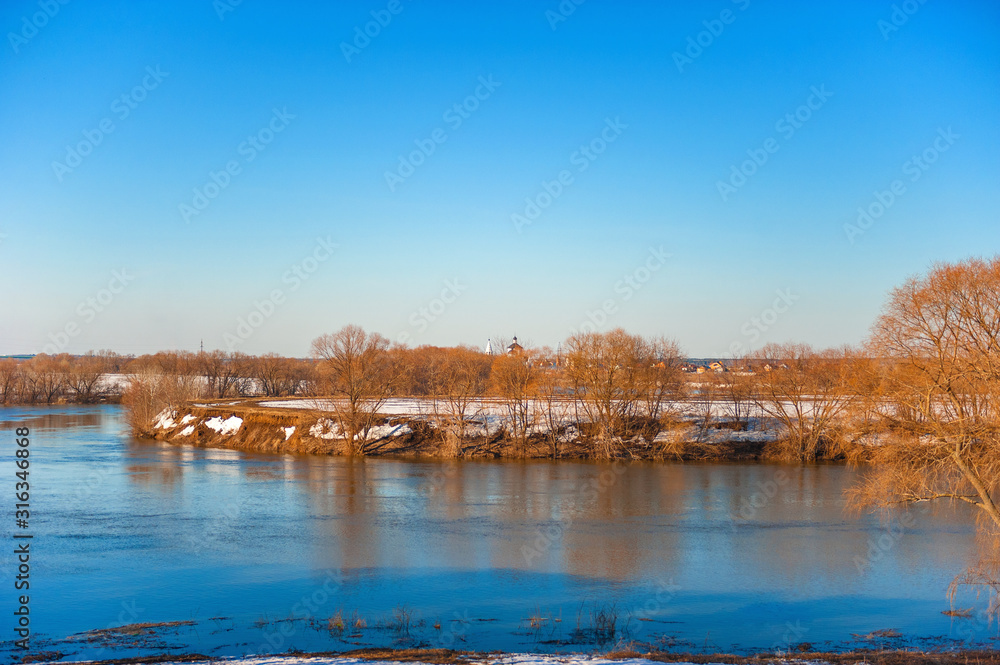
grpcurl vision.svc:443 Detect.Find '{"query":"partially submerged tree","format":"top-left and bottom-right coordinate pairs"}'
top-left (848, 257), bottom-right (1000, 610)
top-left (311, 325), bottom-right (398, 455)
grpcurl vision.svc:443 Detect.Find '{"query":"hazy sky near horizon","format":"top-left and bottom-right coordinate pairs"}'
top-left (1, 0), bottom-right (998, 357)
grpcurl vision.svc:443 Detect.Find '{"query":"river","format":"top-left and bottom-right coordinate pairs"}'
top-left (0, 405), bottom-right (994, 661)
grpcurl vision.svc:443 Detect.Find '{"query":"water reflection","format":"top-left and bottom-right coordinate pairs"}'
top-left (0, 407), bottom-right (102, 431)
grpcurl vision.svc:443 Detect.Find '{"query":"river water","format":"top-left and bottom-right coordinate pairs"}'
top-left (0, 405), bottom-right (995, 660)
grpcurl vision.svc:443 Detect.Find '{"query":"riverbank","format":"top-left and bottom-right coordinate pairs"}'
top-left (141, 397), bottom-right (828, 462)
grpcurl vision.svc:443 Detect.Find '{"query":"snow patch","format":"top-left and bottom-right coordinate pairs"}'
top-left (309, 418), bottom-right (342, 440)
top-left (204, 415), bottom-right (243, 436)
top-left (282, 426), bottom-right (296, 440)
top-left (180, 414), bottom-right (195, 425)
top-left (366, 423), bottom-right (412, 440)
top-left (557, 425), bottom-right (580, 443)
top-left (153, 409), bottom-right (176, 430)
top-left (179, 425), bottom-right (195, 437)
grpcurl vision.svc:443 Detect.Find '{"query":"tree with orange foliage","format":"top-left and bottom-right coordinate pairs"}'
top-left (848, 257), bottom-right (1000, 610)
top-left (491, 349), bottom-right (537, 455)
top-left (311, 325), bottom-right (399, 455)
top-left (749, 343), bottom-right (857, 461)
top-left (564, 329), bottom-right (647, 457)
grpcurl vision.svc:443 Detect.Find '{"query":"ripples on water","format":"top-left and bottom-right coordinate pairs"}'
top-left (0, 405), bottom-right (995, 660)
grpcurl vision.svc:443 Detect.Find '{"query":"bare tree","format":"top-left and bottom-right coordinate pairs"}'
top-left (0, 359), bottom-right (23, 404)
top-left (848, 257), bottom-right (1000, 610)
top-left (749, 343), bottom-right (856, 461)
top-left (66, 352), bottom-right (112, 403)
top-left (717, 357), bottom-right (755, 430)
top-left (437, 346), bottom-right (491, 452)
top-left (122, 366), bottom-right (202, 435)
top-left (311, 325), bottom-right (398, 455)
top-left (198, 350), bottom-right (244, 398)
top-left (491, 349), bottom-right (537, 455)
top-left (638, 336), bottom-right (685, 422)
top-left (25, 354), bottom-right (67, 404)
top-left (250, 353), bottom-right (311, 397)
top-left (564, 329), bottom-right (646, 457)
top-left (534, 351), bottom-right (569, 459)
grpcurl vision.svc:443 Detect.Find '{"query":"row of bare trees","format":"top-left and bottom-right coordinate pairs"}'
top-left (304, 325), bottom-right (689, 458)
top-left (0, 350), bottom-right (319, 407)
top-left (0, 351), bottom-right (126, 404)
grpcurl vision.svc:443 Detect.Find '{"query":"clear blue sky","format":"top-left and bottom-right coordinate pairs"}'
top-left (1, 0), bottom-right (998, 357)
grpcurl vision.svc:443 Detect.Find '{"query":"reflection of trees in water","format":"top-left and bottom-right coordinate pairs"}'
top-left (126, 464), bottom-right (183, 486)
top-left (294, 458), bottom-right (690, 581)
top-left (300, 457), bottom-right (382, 571)
top-left (716, 464), bottom-right (976, 594)
top-left (293, 459), bottom-right (980, 602)
top-left (0, 410), bottom-right (102, 431)
top-left (123, 440), bottom-right (188, 490)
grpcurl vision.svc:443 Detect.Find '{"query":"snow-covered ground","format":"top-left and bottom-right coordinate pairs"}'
top-left (252, 397), bottom-right (786, 443)
top-left (123, 655), bottom-right (753, 665)
top-left (256, 396), bottom-right (827, 421)
top-left (157, 394), bottom-right (795, 446)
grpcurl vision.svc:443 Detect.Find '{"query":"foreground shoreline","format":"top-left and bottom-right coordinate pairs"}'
top-left (26, 647), bottom-right (1000, 665)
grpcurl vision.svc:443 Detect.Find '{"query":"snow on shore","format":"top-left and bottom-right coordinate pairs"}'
top-left (138, 655), bottom-right (739, 665)
top-left (153, 393), bottom-right (789, 446)
top-left (205, 415), bottom-right (244, 435)
top-left (254, 397), bottom-right (785, 444)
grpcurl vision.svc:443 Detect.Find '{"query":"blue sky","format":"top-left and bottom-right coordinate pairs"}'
top-left (1, 0), bottom-right (998, 357)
